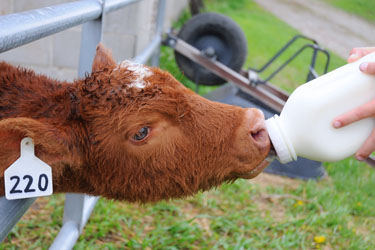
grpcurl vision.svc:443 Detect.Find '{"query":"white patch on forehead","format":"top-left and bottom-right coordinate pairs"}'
top-left (118, 60), bottom-right (153, 89)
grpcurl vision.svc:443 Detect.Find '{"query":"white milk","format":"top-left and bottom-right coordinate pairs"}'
top-left (266, 52), bottom-right (375, 163)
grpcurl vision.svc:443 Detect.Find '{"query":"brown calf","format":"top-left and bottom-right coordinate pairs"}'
top-left (0, 44), bottom-right (270, 202)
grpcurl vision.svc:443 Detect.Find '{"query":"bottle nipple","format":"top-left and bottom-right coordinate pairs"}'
top-left (265, 115), bottom-right (297, 164)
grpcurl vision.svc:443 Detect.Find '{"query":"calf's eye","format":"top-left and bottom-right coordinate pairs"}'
top-left (132, 127), bottom-right (150, 142)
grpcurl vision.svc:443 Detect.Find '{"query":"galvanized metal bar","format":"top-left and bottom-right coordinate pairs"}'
top-left (49, 195), bottom-right (100, 249)
top-left (63, 195), bottom-right (100, 232)
top-left (0, 1), bottom-right (101, 53)
top-left (104, 0), bottom-right (140, 13)
top-left (78, 20), bottom-right (103, 76)
top-left (134, 35), bottom-right (162, 64)
top-left (154, 0), bottom-right (166, 42)
top-left (150, 0), bottom-right (166, 66)
top-left (49, 221), bottom-right (80, 250)
top-left (150, 41), bottom-right (161, 67)
top-left (0, 0), bottom-right (141, 53)
top-left (0, 197), bottom-right (36, 242)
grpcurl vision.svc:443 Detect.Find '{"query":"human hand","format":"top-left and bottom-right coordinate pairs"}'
top-left (332, 47), bottom-right (375, 161)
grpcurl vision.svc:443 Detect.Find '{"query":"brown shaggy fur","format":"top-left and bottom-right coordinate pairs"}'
top-left (0, 44), bottom-right (270, 202)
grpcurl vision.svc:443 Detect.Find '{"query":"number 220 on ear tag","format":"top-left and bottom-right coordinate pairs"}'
top-left (4, 138), bottom-right (53, 200)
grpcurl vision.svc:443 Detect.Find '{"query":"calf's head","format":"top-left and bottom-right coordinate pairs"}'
top-left (0, 44), bottom-right (270, 202)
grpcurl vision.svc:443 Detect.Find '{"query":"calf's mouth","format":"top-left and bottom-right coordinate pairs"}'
top-left (240, 141), bottom-right (277, 179)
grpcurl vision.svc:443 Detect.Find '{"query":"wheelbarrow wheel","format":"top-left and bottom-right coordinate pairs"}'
top-left (175, 12), bottom-right (248, 86)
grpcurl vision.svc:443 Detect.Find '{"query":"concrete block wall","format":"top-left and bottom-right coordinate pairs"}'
top-left (0, 0), bottom-right (188, 81)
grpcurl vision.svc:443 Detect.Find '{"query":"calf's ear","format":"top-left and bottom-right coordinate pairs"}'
top-left (92, 43), bottom-right (117, 72)
top-left (0, 118), bottom-right (73, 177)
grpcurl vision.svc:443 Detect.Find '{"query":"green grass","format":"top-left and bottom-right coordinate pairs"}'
top-left (320, 0), bottom-right (375, 21)
top-left (2, 0), bottom-right (375, 249)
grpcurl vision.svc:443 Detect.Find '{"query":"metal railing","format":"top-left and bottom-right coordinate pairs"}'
top-left (0, 0), bottom-right (166, 248)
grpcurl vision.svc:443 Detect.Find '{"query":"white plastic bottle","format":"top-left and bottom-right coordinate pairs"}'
top-left (266, 52), bottom-right (375, 163)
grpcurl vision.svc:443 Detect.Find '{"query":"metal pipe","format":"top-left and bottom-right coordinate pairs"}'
top-left (104, 0), bottom-right (140, 13)
top-left (80, 196), bottom-right (100, 230)
top-left (134, 35), bottom-right (162, 64)
top-left (0, 1), bottom-right (101, 53)
top-left (0, 0), bottom-right (141, 53)
top-left (0, 197), bottom-right (36, 242)
top-left (150, 0), bottom-right (166, 66)
top-left (78, 18), bottom-right (103, 77)
top-left (154, 0), bottom-right (166, 36)
top-left (49, 221), bottom-right (80, 250)
top-left (49, 195), bottom-right (99, 250)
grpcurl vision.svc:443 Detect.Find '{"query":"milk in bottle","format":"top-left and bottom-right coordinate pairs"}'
top-left (266, 52), bottom-right (375, 163)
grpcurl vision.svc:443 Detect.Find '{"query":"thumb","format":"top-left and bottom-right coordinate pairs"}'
top-left (360, 62), bottom-right (375, 75)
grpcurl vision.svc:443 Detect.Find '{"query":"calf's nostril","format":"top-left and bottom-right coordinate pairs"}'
top-left (243, 108), bottom-right (268, 143)
top-left (251, 128), bottom-right (266, 142)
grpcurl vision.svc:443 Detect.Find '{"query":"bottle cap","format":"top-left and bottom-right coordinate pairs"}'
top-left (265, 116), bottom-right (296, 164)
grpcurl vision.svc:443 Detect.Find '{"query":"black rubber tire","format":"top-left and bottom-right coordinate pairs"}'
top-left (175, 12), bottom-right (248, 86)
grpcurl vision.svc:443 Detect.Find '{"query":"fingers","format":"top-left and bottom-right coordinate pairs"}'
top-left (348, 47), bottom-right (375, 63)
top-left (344, 47), bottom-right (375, 161)
top-left (333, 100), bottom-right (375, 128)
top-left (356, 129), bottom-right (375, 161)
